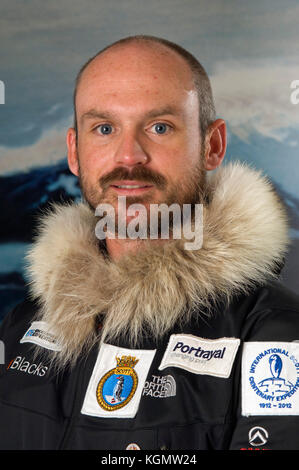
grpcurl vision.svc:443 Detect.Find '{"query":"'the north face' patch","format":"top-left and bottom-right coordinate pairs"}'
top-left (81, 343), bottom-right (156, 418)
top-left (20, 321), bottom-right (62, 352)
top-left (242, 342), bottom-right (299, 416)
top-left (158, 334), bottom-right (240, 378)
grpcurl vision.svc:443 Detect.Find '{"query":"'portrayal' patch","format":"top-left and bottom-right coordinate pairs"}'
top-left (158, 334), bottom-right (240, 378)
top-left (81, 343), bottom-right (156, 418)
top-left (20, 321), bottom-right (62, 351)
top-left (242, 342), bottom-right (299, 416)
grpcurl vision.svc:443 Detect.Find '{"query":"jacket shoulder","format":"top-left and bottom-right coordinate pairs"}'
top-left (238, 281), bottom-right (299, 341)
top-left (0, 297), bottom-right (40, 342)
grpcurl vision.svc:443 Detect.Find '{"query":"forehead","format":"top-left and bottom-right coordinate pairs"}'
top-left (75, 43), bottom-right (197, 117)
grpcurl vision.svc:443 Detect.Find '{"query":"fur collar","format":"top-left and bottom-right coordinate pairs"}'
top-left (25, 162), bottom-right (289, 367)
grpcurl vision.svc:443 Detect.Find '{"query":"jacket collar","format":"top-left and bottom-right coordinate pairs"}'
top-left (25, 161), bottom-right (289, 367)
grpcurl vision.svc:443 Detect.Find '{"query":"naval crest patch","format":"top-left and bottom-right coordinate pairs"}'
top-left (81, 343), bottom-right (156, 418)
top-left (96, 355), bottom-right (139, 411)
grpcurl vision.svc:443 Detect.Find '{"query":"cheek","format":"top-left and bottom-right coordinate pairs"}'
top-left (161, 144), bottom-right (199, 180)
top-left (77, 141), bottom-right (110, 177)
top-left (184, 134), bottom-right (201, 163)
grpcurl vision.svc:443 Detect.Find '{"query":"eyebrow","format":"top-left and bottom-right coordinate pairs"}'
top-left (80, 105), bottom-right (182, 125)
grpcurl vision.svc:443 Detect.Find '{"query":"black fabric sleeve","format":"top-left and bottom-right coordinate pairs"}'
top-left (228, 308), bottom-right (299, 450)
top-left (0, 299), bottom-right (36, 375)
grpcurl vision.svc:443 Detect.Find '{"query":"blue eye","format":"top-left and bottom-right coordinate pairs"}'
top-left (97, 124), bottom-right (113, 135)
top-left (153, 123), bottom-right (168, 134)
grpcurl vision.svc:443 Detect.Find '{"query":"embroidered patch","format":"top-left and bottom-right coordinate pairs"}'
top-left (20, 321), bottom-right (62, 351)
top-left (81, 343), bottom-right (156, 418)
top-left (242, 342), bottom-right (299, 416)
top-left (142, 374), bottom-right (176, 398)
top-left (158, 334), bottom-right (240, 378)
top-left (248, 426), bottom-right (269, 447)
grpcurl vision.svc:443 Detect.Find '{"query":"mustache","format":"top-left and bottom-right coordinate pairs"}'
top-left (99, 166), bottom-right (167, 190)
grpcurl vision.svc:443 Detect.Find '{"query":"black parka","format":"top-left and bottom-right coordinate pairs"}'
top-left (1, 281), bottom-right (299, 450)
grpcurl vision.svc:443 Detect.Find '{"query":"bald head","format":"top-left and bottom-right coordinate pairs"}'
top-left (73, 35), bottom-right (216, 139)
top-left (77, 40), bottom-right (195, 98)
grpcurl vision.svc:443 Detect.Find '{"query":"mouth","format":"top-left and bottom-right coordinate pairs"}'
top-left (110, 180), bottom-right (154, 196)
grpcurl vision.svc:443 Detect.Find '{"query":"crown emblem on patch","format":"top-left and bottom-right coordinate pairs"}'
top-left (116, 355), bottom-right (139, 368)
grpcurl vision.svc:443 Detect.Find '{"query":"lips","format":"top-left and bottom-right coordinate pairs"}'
top-left (110, 180), bottom-right (154, 195)
top-left (113, 184), bottom-right (150, 189)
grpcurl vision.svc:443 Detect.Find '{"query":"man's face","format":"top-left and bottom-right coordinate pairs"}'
top-left (69, 43), bottom-right (206, 226)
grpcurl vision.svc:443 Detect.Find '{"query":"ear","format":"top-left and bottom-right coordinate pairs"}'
top-left (203, 119), bottom-right (227, 171)
top-left (66, 127), bottom-right (79, 176)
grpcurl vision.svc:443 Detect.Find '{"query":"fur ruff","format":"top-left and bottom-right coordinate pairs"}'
top-left (25, 162), bottom-right (289, 367)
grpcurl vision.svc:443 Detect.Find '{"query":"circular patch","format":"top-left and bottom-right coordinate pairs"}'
top-left (249, 347), bottom-right (299, 403)
top-left (248, 426), bottom-right (269, 446)
top-left (96, 355), bottom-right (139, 411)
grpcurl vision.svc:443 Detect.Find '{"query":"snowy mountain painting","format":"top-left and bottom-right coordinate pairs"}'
top-left (0, 161), bottom-right (81, 319)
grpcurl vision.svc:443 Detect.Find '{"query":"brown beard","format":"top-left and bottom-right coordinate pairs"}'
top-left (77, 148), bottom-right (207, 236)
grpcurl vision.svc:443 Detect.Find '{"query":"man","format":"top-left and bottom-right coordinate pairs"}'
top-left (0, 35), bottom-right (299, 450)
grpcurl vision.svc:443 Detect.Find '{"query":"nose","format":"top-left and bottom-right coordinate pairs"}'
top-left (114, 130), bottom-right (149, 167)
